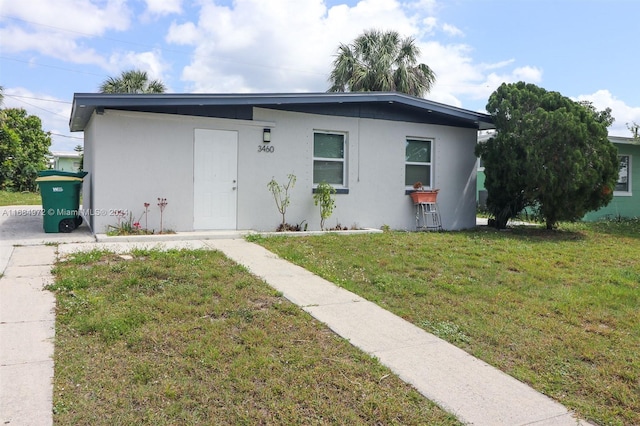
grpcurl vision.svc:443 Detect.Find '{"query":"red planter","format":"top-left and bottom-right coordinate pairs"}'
top-left (410, 190), bottom-right (439, 204)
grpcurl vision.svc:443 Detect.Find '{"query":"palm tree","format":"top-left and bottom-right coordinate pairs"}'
top-left (99, 69), bottom-right (166, 94)
top-left (328, 29), bottom-right (436, 97)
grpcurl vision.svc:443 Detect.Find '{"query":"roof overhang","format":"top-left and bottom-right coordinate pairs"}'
top-left (70, 92), bottom-right (494, 132)
top-left (608, 135), bottom-right (637, 145)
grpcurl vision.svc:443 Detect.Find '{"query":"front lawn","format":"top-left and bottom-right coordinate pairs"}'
top-left (49, 249), bottom-right (459, 425)
top-left (0, 190), bottom-right (41, 206)
top-left (257, 221), bottom-right (640, 426)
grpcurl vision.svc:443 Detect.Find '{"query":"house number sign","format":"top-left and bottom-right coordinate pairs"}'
top-left (258, 145), bottom-right (275, 153)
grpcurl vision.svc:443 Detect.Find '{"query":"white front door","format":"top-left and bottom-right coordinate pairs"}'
top-left (193, 129), bottom-right (238, 230)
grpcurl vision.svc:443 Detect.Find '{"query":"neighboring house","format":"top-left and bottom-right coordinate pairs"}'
top-left (69, 92), bottom-right (494, 234)
top-left (476, 134), bottom-right (639, 220)
top-left (50, 151), bottom-right (82, 172)
top-left (475, 130), bottom-right (495, 209)
top-left (583, 136), bottom-right (639, 221)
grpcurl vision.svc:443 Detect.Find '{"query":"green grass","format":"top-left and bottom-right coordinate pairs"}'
top-left (0, 190), bottom-right (41, 206)
top-left (257, 221), bottom-right (640, 426)
top-left (49, 248), bottom-right (459, 425)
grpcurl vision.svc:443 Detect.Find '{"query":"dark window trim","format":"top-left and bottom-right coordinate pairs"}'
top-left (312, 188), bottom-right (349, 195)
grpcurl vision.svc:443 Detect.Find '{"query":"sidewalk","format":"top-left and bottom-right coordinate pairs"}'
top-left (0, 245), bottom-right (57, 426)
top-left (2, 230), bottom-right (592, 425)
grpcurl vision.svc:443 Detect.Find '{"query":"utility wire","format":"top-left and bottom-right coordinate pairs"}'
top-left (3, 94), bottom-right (68, 118)
top-left (50, 132), bottom-right (83, 140)
top-left (3, 93), bottom-right (72, 104)
top-left (0, 55), bottom-right (106, 78)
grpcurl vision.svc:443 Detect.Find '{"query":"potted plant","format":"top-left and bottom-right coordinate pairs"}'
top-left (410, 181), bottom-right (439, 204)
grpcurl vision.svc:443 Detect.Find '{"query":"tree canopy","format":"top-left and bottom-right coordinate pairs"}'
top-left (628, 121), bottom-right (639, 141)
top-left (99, 69), bottom-right (166, 94)
top-left (328, 29), bottom-right (436, 97)
top-left (476, 82), bottom-right (619, 229)
top-left (0, 108), bottom-right (52, 192)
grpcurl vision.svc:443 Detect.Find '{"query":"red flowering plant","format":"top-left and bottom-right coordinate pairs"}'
top-left (106, 201), bottom-right (156, 236)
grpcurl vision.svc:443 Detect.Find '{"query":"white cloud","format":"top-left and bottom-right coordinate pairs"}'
top-left (575, 90), bottom-right (640, 137)
top-left (479, 59), bottom-right (515, 71)
top-left (106, 49), bottom-right (169, 82)
top-left (417, 39), bottom-right (543, 110)
top-left (0, 0), bottom-right (132, 67)
top-left (442, 23), bottom-right (463, 37)
top-left (166, 21), bottom-right (199, 45)
top-left (144, 0), bottom-right (182, 16)
top-left (0, 25), bottom-right (107, 66)
top-left (421, 16), bottom-right (438, 35)
top-left (0, 0), bottom-right (131, 36)
top-left (406, 0), bottom-right (438, 15)
top-left (512, 66), bottom-right (542, 82)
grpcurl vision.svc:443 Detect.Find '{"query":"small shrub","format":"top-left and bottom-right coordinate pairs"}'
top-left (313, 182), bottom-right (336, 230)
top-left (267, 174), bottom-right (296, 230)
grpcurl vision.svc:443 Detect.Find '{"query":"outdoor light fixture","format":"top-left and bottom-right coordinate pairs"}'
top-left (263, 128), bottom-right (271, 143)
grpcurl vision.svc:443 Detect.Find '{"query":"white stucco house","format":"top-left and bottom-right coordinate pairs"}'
top-left (69, 92), bottom-right (494, 234)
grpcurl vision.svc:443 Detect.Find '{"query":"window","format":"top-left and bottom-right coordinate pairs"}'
top-left (405, 138), bottom-right (432, 187)
top-left (615, 155), bottom-right (631, 194)
top-left (313, 132), bottom-right (346, 186)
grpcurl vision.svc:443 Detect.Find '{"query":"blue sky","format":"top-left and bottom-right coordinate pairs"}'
top-left (1, 0), bottom-right (638, 152)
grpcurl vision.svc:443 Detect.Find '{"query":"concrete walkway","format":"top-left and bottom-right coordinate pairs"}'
top-left (206, 239), bottom-right (591, 426)
top-left (1, 207), bottom-right (592, 425)
top-left (0, 246), bottom-right (57, 426)
top-left (0, 206), bottom-right (95, 426)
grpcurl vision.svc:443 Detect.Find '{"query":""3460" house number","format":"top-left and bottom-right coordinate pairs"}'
top-left (258, 145), bottom-right (275, 153)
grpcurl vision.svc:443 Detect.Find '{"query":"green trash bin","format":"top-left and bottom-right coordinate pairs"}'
top-left (36, 175), bottom-right (84, 233)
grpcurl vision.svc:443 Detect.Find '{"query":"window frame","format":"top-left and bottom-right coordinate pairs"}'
top-left (312, 130), bottom-right (347, 189)
top-left (614, 154), bottom-right (632, 196)
top-left (405, 137), bottom-right (434, 190)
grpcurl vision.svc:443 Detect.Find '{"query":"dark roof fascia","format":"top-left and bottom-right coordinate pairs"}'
top-left (70, 92), bottom-right (494, 132)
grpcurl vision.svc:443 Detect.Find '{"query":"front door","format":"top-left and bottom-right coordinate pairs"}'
top-left (193, 129), bottom-right (238, 230)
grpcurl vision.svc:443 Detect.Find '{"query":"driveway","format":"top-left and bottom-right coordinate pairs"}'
top-left (0, 205), bottom-right (94, 272)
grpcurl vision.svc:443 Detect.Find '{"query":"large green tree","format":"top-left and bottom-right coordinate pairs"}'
top-left (99, 69), bottom-right (166, 93)
top-left (328, 29), bottom-right (436, 97)
top-left (476, 82), bottom-right (619, 230)
top-left (0, 108), bottom-right (52, 192)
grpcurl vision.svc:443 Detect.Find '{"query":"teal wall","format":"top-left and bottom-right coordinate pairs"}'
top-left (476, 142), bottom-right (640, 220)
top-left (55, 156), bottom-right (81, 172)
top-left (583, 142), bottom-right (640, 221)
top-left (476, 164), bottom-right (487, 207)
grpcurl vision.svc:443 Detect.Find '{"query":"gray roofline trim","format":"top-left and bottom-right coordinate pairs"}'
top-left (609, 135), bottom-right (638, 145)
top-left (478, 132), bottom-right (637, 146)
top-left (70, 91), bottom-right (494, 132)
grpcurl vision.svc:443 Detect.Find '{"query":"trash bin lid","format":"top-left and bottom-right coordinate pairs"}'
top-left (35, 176), bottom-right (84, 182)
top-left (37, 170), bottom-right (88, 178)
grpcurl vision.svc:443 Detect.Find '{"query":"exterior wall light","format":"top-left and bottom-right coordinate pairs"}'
top-left (263, 128), bottom-right (271, 143)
